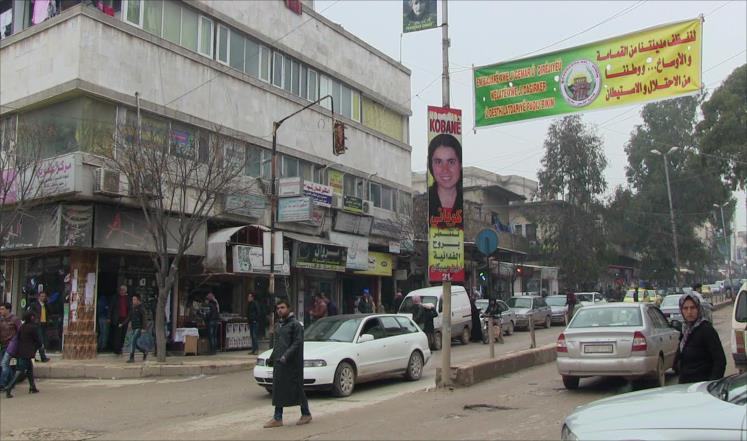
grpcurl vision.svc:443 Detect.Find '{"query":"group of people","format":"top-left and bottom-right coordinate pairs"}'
top-left (97, 285), bottom-right (149, 361)
top-left (306, 292), bottom-right (338, 324)
top-left (0, 303), bottom-right (40, 398)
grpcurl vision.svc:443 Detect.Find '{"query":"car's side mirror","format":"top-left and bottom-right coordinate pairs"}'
top-left (358, 334), bottom-right (374, 343)
top-left (670, 320), bottom-right (682, 333)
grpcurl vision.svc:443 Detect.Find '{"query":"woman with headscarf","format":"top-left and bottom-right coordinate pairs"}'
top-left (675, 293), bottom-right (726, 384)
top-left (411, 295), bottom-right (437, 349)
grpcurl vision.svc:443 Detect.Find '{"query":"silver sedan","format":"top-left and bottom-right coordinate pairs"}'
top-left (659, 293), bottom-right (713, 323)
top-left (556, 303), bottom-right (680, 389)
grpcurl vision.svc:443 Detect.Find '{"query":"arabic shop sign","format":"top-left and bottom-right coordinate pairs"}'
top-left (232, 245), bottom-right (290, 275)
top-left (292, 241), bottom-right (347, 272)
top-left (303, 181), bottom-right (333, 208)
top-left (343, 195), bottom-right (363, 214)
top-left (277, 197), bottom-right (312, 222)
top-left (473, 18), bottom-right (702, 127)
top-left (355, 251), bottom-right (393, 277)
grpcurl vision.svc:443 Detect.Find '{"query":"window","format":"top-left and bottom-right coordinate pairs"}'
top-left (245, 38), bottom-right (260, 78)
top-left (398, 191), bottom-right (412, 215)
top-left (272, 51), bottom-right (283, 87)
top-left (162, 0), bottom-right (181, 45)
top-left (180, 6), bottom-right (199, 52)
top-left (319, 75), bottom-right (332, 109)
top-left (360, 318), bottom-right (386, 340)
top-left (125, 0), bottom-right (143, 26)
top-left (299, 65), bottom-right (308, 99)
top-left (229, 30), bottom-right (245, 71)
top-left (0, 116), bottom-right (16, 154)
top-left (170, 122), bottom-right (196, 158)
top-left (394, 317), bottom-right (419, 333)
top-left (261, 150), bottom-right (272, 178)
top-left (526, 224), bottom-right (537, 242)
top-left (282, 155), bottom-right (299, 178)
top-left (344, 174), bottom-right (364, 198)
top-left (382, 186), bottom-right (395, 211)
top-left (217, 24), bottom-right (229, 64)
top-left (198, 16), bottom-right (213, 57)
top-left (352, 91), bottom-right (361, 122)
top-left (340, 84), bottom-right (352, 119)
top-left (283, 56), bottom-right (292, 92)
top-left (380, 316), bottom-right (405, 337)
top-left (307, 69), bottom-right (318, 101)
top-left (290, 60), bottom-right (301, 96)
top-left (142, 0), bottom-right (162, 35)
top-left (198, 130), bottom-right (209, 163)
top-left (259, 46), bottom-right (271, 82)
top-left (369, 182), bottom-right (381, 207)
top-left (331, 80), bottom-right (341, 114)
top-left (246, 145), bottom-right (262, 177)
top-left (299, 160), bottom-right (313, 181)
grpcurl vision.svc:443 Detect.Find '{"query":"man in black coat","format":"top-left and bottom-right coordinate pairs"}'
top-left (27, 292), bottom-right (50, 362)
top-left (109, 285), bottom-right (130, 355)
top-left (120, 294), bottom-right (147, 363)
top-left (246, 293), bottom-right (260, 355)
top-left (264, 298), bottom-right (311, 428)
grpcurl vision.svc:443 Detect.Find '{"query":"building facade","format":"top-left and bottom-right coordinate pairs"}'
top-left (1, 0), bottom-right (412, 357)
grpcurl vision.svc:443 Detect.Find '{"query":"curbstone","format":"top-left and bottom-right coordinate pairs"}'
top-left (161, 364), bottom-right (202, 377)
top-left (141, 364), bottom-right (163, 377)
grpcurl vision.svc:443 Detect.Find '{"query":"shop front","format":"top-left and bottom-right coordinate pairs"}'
top-left (351, 251), bottom-right (395, 312)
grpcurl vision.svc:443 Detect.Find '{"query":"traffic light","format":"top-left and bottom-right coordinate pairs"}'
top-left (333, 120), bottom-right (346, 155)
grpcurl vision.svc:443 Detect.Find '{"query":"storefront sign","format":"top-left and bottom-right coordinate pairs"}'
top-left (277, 197), bottom-right (312, 222)
top-left (473, 18), bottom-right (702, 127)
top-left (389, 241), bottom-right (401, 254)
top-left (59, 204), bottom-right (93, 247)
top-left (1, 153), bottom-right (81, 205)
top-left (343, 195), bottom-right (363, 214)
top-left (224, 194), bottom-right (266, 218)
top-left (355, 251), bottom-right (393, 277)
top-left (1, 205), bottom-right (60, 250)
top-left (329, 232), bottom-right (369, 270)
top-left (232, 245), bottom-right (290, 275)
top-left (293, 241), bottom-right (346, 272)
top-left (427, 106), bottom-right (465, 283)
top-left (333, 211), bottom-right (373, 236)
top-left (278, 177), bottom-right (303, 196)
top-left (371, 218), bottom-right (401, 239)
top-left (328, 170), bottom-right (344, 197)
top-left (303, 181), bottom-right (333, 207)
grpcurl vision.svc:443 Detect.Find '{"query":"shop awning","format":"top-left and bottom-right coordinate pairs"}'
top-left (205, 225), bottom-right (269, 272)
top-left (284, 232), bottom-right (344, 247)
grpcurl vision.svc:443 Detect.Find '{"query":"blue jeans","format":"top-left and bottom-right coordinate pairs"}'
top-left (98, 319), bottom-right (110, 351)
top-left (208, 321), bottom-right (219, 354)
top-left (0, 349), bottom-right (11, 387)
top-left (274, 396), bottom-right (310, 421)
top-left (37, 324), bottom-right (48, 360)
top-left (249, 322), bottom-right (258, 352)
top-left (129, 328), bottom-right (143, 358)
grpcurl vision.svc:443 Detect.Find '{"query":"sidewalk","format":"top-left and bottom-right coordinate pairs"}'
top-left (34, 350), bottom-right (257, 380)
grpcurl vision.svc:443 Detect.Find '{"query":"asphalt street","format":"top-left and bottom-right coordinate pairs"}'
top-left (0, 307), bottom-right (735, 440)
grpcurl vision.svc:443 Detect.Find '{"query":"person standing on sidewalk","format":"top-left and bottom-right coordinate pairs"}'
top-left (120, 294), bottom-right (147, 363)
top-left (0, 302), bottom-right (22, 391)
top-left (206, 292), bottom-right (220, 355)
top-left (675, 292), bottom-right (726, 384)
top-left (322, 293), bottom-right (338, 316)
top-left (308, 293), bottom-right (327, 324)
top-left (27, 292), bottom-right (50, 362)
top-left (246, 293), bottom-right (260, 355)
top-left (110, 285), bottom-right (130, 355)
top-left (565, 290), bottom-right (577, 324)
top-left (5, 310), bottom-right (41, 398)
top-left (264, 298), bottom-right (311, 428)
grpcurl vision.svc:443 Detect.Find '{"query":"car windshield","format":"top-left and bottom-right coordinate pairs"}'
top-left (660, 295), bottom-right (682, 308)
top-left (707, 373), bottom-right (747, 406)
top-left (305, 317), bottom-right (362, 343)
top-left (508, 297), bottom-right (532, 309)
top-left (569, 307), bottom-right (643, 328)
top-left (576, 294), bottom-right (593, 303)
top-left (475, 299), bottom-right (488, 311)
top-left (399, 296), bottom-right (438, 313)
top-left (545, 296), bottom-right (566, 306)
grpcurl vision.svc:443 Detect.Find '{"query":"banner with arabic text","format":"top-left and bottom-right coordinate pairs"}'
top-left (473, 18), bottom-right (702, 127)
top-left (403, 0), bottom-right (437, 33)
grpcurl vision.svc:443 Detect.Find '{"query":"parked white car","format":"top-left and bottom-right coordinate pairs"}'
top-left (562, 373), bottom-right (747, 440)
top-left (253, 314), bottom-right (431, 397)
top-left (575, 292), bottom-right (606, 307)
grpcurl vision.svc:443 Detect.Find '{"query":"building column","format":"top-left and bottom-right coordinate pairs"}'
top-left (63, 250), bottom-right (98, 360)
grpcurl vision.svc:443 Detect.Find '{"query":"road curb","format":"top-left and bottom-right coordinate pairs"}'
top-left (713, 300), bottom-right (732, 311)
top-left (436, 343), bottom-right (557, 387)
top-left (35, 361), bottom-right (255, 380)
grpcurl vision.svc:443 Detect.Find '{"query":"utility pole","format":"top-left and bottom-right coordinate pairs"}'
top-left (714, 203), bottom-right (733, 293)
top-left (651, 147), bottom-right (681, 288)
top-left (439, 0), bottom-right (452, 388)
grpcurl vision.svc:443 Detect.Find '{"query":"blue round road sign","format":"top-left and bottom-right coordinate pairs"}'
top-left (476, 228), bottom-right (499, 256)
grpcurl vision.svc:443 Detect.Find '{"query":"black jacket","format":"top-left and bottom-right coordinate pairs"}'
top-left (246, 301), bottom-right (260, 324)
top-left (413, 304), bottom-right (438, 333)
top-left (207, 300), bottom-right (220, 322)
top-left (123, 304), bottom-right (145, 330)
top-left (270, 315), bottom-right (305, 407)
top-left (15, 322), bottom-right (42, 359)
top-left (28, 301), bottom-right (49, 324)
top-left (357, 299), bottom-right (373, 314)
top-left (676, 321), bottom-right (727, 384)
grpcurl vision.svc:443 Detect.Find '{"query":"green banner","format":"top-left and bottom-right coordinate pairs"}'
top-left (474, 18), bottom-right (702, 127)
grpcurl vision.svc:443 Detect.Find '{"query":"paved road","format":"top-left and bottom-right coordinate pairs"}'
top-left (0, 308), bottom-right (734, 440)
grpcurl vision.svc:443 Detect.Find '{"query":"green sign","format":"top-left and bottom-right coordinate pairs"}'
top-left (473, 18), bottom-right (702, 127)
top-left (343, 195), bottom-right (363, 214)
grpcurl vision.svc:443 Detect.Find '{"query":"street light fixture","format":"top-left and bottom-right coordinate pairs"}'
top-left (713, 202), bottom-right (733, 289)
top-left (651, 147), bottom-right (681, 287)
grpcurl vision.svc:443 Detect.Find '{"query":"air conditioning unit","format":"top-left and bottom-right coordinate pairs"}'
top-left (93, 168), bottom-right (122, 196)
top-left (332, 195), bottom-right (344, 210)
top-left (362, 200), bottom-right (373, 215)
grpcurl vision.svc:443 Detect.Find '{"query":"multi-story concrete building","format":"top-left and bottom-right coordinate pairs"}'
top-left (1, 0), bottom-right (412, 356)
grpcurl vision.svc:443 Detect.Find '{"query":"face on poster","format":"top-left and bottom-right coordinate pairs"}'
top-left (427, 106), bottom-right (464, 283)
top-left (403, 0), bottom-right (437, 33)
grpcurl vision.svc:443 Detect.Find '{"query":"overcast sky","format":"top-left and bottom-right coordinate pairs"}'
top-left (315, 0), bottom-right (747, 232)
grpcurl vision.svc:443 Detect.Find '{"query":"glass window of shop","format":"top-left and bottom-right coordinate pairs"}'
top-left (18, 254), bottom-right (70, 352)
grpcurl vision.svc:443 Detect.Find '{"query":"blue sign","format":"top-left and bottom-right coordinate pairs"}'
top-left (476, 228), bottom-right (499, 256)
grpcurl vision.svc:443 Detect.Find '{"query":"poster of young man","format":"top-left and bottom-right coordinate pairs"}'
top-left (403, 0), bottom-right (437, 33)
top-left (427, 106), bottom-right (464, 283)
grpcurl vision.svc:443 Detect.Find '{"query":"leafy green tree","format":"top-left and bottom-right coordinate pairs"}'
top-left (536, 115), bottom-right (609, 289)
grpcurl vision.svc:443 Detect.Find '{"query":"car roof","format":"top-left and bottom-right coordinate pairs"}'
top-left (318, 313), bottom-right (407, 320)
top-left (405, 285), bottom-right (466, 296)
top-left (575, 302), bottom-right (644, 309)
top-left (510, 295), bottom-right (541, 299)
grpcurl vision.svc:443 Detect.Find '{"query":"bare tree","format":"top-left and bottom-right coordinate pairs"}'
top-left (97, 103), bottom-right (257, 362)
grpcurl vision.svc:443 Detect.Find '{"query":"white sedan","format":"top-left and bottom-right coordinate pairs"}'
top-left (562, 373), bottom-right (747, 440)
top-left (253, 314), bottom-right (431, 397)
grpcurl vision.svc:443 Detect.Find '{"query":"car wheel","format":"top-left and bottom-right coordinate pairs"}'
top-left (404, 351), bottom-right (424, 381)
top-left (461, 327), bottom-right (470, 345)
top-left (544, 315), bottom-right (552, 329)
top-left (653, 355), bottom-right (665, 387)
top-left (331, 361), bottom-right (355, 397)
top-left (432, 331), bottom-right (442, 351)
top-left (562, 375), bottom-right (579, 390)
top-left (504, 320), bottom-right (514, 336)
top-left (264, 386), bottom-right (272, 394)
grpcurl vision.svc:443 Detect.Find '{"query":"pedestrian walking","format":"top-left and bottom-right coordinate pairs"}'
top-left (675, 293), bottom-right (726, 384)
top-left (4, 310), bottom-right (41, 398)
top-left (246, 293), bottom-right (260, 355)
top-left (393, 290), bottom-right (404, 312)
top-left (0, 302), bottom-right (22, 391)
top-left (264, 299), bottom-right (311, 428)
top-left (97, 295), bottom-right (110, 352)
top-left (322, 293), bottom-right (338, 316)
top-left (357, 290), bottom-right (373, 314)
top-left (206, 292), bottom-right (220, 355)
top-left (110, 285), bottom-right (130, 355)
top-left (565, 291), bottom-right (577, 323)
top-left (27, 292), bottom-right (50, 362)
top-left (120, 294), bottom-right (147, 363)
top-left (412, 296), bottom-right (437, 348)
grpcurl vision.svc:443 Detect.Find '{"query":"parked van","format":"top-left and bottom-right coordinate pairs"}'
top-left (732, 282), bottom-right (747, 373)
top-left (398, 285), bottom-right (473, 350)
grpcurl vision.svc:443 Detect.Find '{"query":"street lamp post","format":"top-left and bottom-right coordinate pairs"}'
top-left (651, 147), bottom-right (681, 287)
top-left (713, 202), bottom-right (733, 292)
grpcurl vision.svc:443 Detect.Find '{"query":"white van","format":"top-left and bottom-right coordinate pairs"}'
top-left (732, 282), bottom-right (747, 373)
top-left (398, 285), bottom-right (473, 350)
